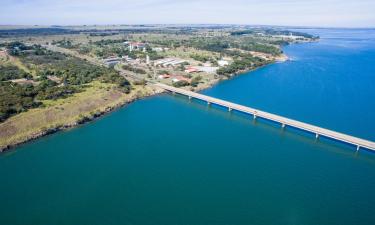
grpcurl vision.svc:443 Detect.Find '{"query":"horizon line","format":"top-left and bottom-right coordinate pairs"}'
top-left (0, 23), bottom-right (374, 30)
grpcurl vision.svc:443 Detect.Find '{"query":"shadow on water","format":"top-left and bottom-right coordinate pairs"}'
top-left (169, 93), bottom-right (375, 164)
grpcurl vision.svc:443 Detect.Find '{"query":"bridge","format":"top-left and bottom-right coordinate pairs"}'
top-left (154, 83), bottom-right (375, 152)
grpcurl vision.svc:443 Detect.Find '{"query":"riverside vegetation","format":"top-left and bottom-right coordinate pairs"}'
top-left (0, 25), bottom-right (317, 151)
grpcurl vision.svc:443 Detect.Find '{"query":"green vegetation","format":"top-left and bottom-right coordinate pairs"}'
top-left (172, 80), bottom-right (189, 87)
top-left (191, 75), bottom-right (202, 87)
top-left (122, 64), bottom-right (146, 74)
top-left (52, 39), bottom-right (76, 49)
top-left (0, 42), bottom-right (131, 121)
top-left (0, 83), bottom-right (41, 121)
top-left (230, 29), bottom-right (319, 39)
top-left (190, 54), bottom-right (213, 62)
top-left (0, 65), bottom-right (31, 81)
top-left (217, 56), bottom-right (267, 77)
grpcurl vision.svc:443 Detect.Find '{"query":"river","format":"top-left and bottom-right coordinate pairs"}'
top-left (1, 28), bottom-right (375, 225)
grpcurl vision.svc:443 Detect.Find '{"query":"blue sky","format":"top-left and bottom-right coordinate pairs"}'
top-left (1, 0), bottom-right (375, 27)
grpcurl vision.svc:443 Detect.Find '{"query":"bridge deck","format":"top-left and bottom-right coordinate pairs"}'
top-left (155, 83), bottom-right (375, 152)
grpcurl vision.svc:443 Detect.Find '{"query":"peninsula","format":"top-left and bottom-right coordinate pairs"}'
top-left (0, 25), bottom-right (318, 151)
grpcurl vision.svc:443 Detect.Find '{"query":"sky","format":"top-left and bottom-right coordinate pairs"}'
top-left (1, 0), bottom-right (375, 27)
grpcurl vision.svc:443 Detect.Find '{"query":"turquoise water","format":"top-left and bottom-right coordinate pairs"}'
top-left (1, 29), bottom-right (375, 225)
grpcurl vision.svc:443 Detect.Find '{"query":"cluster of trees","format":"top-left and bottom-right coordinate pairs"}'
top-left (122, 64), bottom-right (146, 74)
top-left (189, 38), bottom-right (230, 52)
top-left (262, 29), bottom-right (318, 39)
top-left (5, 42), bottom-right (33, 56)
top-left (217, 56), bottom-right (267, 77)
top-left (147, 50), bottom-right (163, 60)
top-left (88, 32), bottom-right (120, 37)
top-left (93, 39), bottom-right (127, 47)
top-left (230, 30), bottom-right (255, 36)
top-left (190, 54), bottom-right (214, 62)
top-left (190, 75), bottom-right (202, 87)
top-left (53, 39), bottom-right (76, 49)
top-left (0, 28), bottom-right (79, 38)
top-left (0, 83), bottom-right (41, 121)
top-left (0, 65), bottom-right (32, 81)
top-left (230, 28), bottom-right (318, 39)
top-left (35, 83), bottom-right (78, 100)
top-left (234, 42), bottom-right (281, 55)
top-left (100, 72), bottom-right (131, 93)
top-left (172, 80), bottom-right (189, 87)
top-left (149, 35), bottom-right (281, 56)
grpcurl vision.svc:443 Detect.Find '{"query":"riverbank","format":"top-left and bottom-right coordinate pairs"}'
top-left (0, 82), bottom-right (163, 152)
top-left (0, 53), bottom-right (289, 152)
top-left (191, 54), bottom-right (289, 92)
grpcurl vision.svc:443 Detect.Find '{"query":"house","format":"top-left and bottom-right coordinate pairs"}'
top-left (217, 60), bottom-right (229, 67)
top-left (155, 58), bottom-right (186, 67)
top-left (152, 47), bottom-right (170, 52)
top-left (103, 57), bottom-right (121, 66)
top-left (185, 67), bottom-right (199, 73)
top-left (189, 66), bottom-right (218, 74)
top-left (158, 74), bottom-right (171, 79)
top-left (154, 58), bottom-right (175, 66)
top-left (157, 74), bottom-right (191, 83)
top-left (171, 75), bottom-right (191, 83)
top-left (127, 42), bottom-right (147, 51)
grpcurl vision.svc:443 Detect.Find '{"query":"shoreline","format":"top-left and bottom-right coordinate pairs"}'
top-left (0, 54), bottom-right (289, 153)
top-left (0, 86), bottom-right (164, 152)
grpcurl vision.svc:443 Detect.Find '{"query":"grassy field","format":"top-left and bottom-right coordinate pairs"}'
top-left (0, 81), bottom-right (160, 150)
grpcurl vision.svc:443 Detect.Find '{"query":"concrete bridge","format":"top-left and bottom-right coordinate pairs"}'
top-left (155, 83), bottom-right (375, 152)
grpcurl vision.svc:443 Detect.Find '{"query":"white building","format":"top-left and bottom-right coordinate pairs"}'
top-left (218, 60), bottom-right (229, 67)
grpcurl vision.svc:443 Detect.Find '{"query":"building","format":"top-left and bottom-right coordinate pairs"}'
top-left (185, 67), bottom-right (199, 73)
top-left (171, 75), bottom-right (191, 83)
top-left (126, 42), bottom-right (147, 51)
top-left (217, 60), bottom-right (229, 67)
top-left (152, 47), bottom-right (170, 52)
top-left (189, 66), bottom-right (218, 74)
top-left (158, 74), bottom-right (171, 79)
top-left (157, 74), bottom-right (191, 83)
top-left (103, 57), bottom-right (121, 66)
top-left (155, 58), bottom-right (187, 67)
top-left (146, 55), bottom-right (150, 65)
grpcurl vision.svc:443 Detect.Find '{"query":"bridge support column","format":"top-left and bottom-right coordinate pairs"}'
top-left (315, 133), bottom-right (319, 139)
top-left (228, 107), bottom-right (232, 112)
top-left (207, 101), bottom-right (211, 106)
top-left (188, 96), bottom-right (192, 100)
top-left (253, 114), bottom-right (257, 119)
top-left (357, 145), bottom-right (360, 152)
top-left (281, 123), bottom-right (285, 128)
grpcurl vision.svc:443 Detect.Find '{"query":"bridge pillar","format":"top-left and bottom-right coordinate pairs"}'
top-left (357, 145), bottom-right (360, 151)
top-left (315, 133), bottom-right (319, 139)
top-left (281, 123), bottom-right (285, 128)
top-left (228, 107), bottom-right (232, 112)
top-left (207, 101), bottom-right (211, 106)
top-left (188, 96), bottom-right (192, 100)
top-left (253, 114), bottom-right (257, 119)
